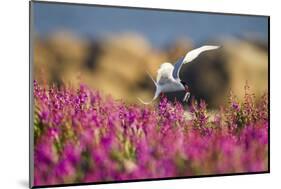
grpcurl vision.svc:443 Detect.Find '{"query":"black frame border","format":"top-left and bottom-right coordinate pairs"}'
top-left (29, 0), bottom-right (270, 188)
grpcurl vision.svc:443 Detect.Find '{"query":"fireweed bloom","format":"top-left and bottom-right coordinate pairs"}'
top-left (33, 81), bottom-right (268, 186)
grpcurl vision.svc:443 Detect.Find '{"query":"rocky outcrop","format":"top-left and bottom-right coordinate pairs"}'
top-left (33, 32), bottom-right (268, 108)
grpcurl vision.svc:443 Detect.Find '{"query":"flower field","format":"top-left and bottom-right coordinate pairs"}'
top-left (33, 81), bottom-right (268, 186)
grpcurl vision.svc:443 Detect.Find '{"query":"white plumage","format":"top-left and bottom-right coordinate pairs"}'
top-left (138, 45), bottom-right (220, 104)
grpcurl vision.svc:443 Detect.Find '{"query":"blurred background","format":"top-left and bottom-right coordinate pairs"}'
top-left (32, 2), bottom-right (268, 108)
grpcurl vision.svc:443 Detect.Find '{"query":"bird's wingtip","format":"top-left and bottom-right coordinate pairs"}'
top-left (209, 45), bottom-right (221, 49)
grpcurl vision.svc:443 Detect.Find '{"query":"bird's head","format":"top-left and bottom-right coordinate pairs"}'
top-left (180, 80), bottom-right (189, 92)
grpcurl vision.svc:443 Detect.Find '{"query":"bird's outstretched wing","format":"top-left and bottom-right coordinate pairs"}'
top-left (172, 45), bottom-right (220, 79)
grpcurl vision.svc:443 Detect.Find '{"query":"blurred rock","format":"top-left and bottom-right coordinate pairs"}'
top-left (33, 32), bottom-right (268, 108)
top-left (34, 31), bottom-right (89, 85)
top-left (174, 39), bottom-right (268, 108)
top-left (224, 39), bottom-right (268, 99)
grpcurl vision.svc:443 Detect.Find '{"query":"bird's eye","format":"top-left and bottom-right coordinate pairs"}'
top-left (181, 81), bottom-right (187, 85)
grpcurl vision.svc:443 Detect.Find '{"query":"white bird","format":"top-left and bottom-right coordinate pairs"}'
top-left (138, 45), bottom-right (220, 104)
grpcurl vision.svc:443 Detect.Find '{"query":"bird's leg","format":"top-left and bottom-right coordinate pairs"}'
top-left (160, 92), bottom-right (166, 100)
top-left (183, 92), bottom-right (190, 102)
top-left (183, 85), bottom-right (191, 102)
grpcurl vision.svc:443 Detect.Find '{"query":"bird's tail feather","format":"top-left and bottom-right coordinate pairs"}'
top-left (146, 71), bottom-right (157, 87)
top-left (137, 71), bottom-right (160, 105)
top-left (137, 97), bottom-right (155, 105)
top-left (137, 92), bottom-right (159, 104)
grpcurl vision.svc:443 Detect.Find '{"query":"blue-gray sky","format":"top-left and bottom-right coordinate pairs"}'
top-left (33, 2), bottom-right (268, 47)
